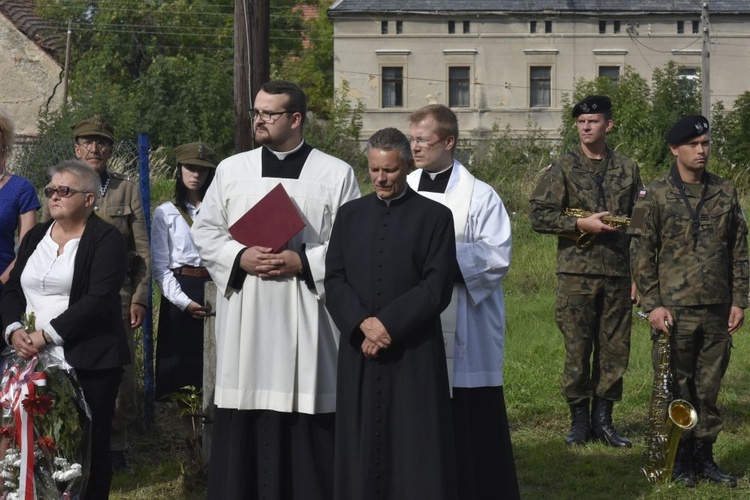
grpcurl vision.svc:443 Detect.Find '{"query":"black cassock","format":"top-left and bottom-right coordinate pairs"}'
top-left (325, 188), bottom-right (458, 500)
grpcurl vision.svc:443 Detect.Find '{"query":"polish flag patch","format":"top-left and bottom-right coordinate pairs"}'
top-left (638, 190), bottom-right (647, 199)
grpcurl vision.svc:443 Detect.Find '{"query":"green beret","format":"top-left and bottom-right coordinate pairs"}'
top-left (665, 115), bottom-right (710, 145)
top-left (174, 142), bottom-right (217, 169)
top-left (71, 115), bottom-right (114, 142)
top-left (572, 95), bottom-right (612, 117)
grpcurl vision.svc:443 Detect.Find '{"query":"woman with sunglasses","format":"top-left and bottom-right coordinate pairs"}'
top-left (151, 143), bottom-right (217, 402)
top-left (0, 110), bottom-right (41, 295)
top-left (1, 160), bottom-right (130, 499)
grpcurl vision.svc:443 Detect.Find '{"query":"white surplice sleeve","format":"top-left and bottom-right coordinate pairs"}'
top-left (456, 183), bottom-right (512, 306)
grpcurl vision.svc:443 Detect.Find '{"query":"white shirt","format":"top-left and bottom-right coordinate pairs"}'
top-left (15, 224), bottom-right (80, 347)
top-left (408, 161), bottom-right (512, 388)
top-left (151, 201), bottom-right (204, 311)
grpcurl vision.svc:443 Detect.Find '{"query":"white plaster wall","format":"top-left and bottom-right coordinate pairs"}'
top-left (0, 15), bottom-right (63, 136)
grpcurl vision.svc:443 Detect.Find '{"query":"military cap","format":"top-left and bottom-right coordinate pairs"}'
top-left (665, 115), bottom-right (710, 145)
top-left (71, 114), bottom-right (114, 142)
top-left (572, 95), bottom-right (612, 117)
top-left (175, 142), bottom-right (217, 169)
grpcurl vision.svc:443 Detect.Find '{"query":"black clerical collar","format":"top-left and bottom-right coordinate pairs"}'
top-left (418, 165), bottom-right (453, 193)
top-left (261, 142), bottom-right (313, 179)
top-left (377, 186), bottom-right (409, 206)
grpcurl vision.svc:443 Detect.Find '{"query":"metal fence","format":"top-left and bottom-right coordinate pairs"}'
top-left (8, 135), bottom-right (172, 191)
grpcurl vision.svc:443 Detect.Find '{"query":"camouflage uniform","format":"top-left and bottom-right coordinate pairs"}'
top-left (629, 166), bottom-right (749, 440)
top-left (530, 144), bottom-right (642, 404)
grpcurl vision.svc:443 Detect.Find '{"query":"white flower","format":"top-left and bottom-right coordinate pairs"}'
top-left (52, 463), bottom-right (82, 482)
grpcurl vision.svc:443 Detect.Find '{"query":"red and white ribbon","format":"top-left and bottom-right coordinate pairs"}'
top-left (0, 356), bottom-right (47, 499)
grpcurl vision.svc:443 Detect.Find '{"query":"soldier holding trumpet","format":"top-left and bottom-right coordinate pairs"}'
top-left (530, 95), bottom-right (643, 448)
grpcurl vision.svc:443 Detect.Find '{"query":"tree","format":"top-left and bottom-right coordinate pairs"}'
top-left (561, 62), bottom-right (702, 181)
top-left (274, 0), bottom-right (335, 116)
top-left (34, 0), bottom-right (327, 157)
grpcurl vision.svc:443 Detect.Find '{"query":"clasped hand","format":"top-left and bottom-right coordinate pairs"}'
top-left (10, 329), bottom-right (45, 359)
top-left (360, 317), bottom-right (392, 359)
top-left (240, 246), bottom-right (302, 279)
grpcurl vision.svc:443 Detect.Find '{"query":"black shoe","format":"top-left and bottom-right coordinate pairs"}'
top-left (111, 450), bottom-right (134, 475)
top-left (672, 438), bottom-right (696, 487)
top-left (591, 398), bottom-right (632, 448)
top-left (694, 439), bottom-right (737, 487)
top-left (565, 401), bottom-right (591, 446)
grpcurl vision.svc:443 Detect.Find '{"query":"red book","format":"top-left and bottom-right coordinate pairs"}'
top-left (229, 183), bottom-right (306, 252)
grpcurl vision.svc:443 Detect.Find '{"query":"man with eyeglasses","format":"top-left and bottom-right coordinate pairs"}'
top-left (41, 114), bottom-right (150, 474)
top-left (405, 104), bottom-right (519, 500)
top-left (191, 80), bottom-right (359, 500)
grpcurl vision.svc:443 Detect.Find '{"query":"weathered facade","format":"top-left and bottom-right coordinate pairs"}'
top-left (329, 1), bottom-right (750, 141)
top-left (0, 0), bottom-right (63, 136)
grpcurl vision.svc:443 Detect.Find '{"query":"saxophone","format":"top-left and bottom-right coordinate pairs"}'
top-left (562, 208), bottom-right (631, 250)
top-left (640, 313), bottom-right (698, 484)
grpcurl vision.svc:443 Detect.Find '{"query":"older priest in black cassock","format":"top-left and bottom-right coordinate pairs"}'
top-left (325, 127), bottom-right (458, 500)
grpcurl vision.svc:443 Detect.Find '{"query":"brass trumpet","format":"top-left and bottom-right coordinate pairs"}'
top-left (561, 208), bottom-right (631, 249)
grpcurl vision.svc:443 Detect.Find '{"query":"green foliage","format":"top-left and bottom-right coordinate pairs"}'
top-left (274, 0), bottom-right (335, 116)
top-left (560, 62), bottom-right (705, 183)
top-left (305, 82), bottom-right (368, 180)
top-left (167, 386), bottom-right (202, 417)
top-left (469, 123), bottom-right (556, 215)
top-left (33, 0), bottom-right (339, 156)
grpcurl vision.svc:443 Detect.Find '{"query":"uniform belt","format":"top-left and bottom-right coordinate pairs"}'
top-left (172, 266), bottom-right (210, 278)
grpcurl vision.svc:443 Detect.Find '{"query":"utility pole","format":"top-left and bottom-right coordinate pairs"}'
top-left (234, 0), bottom-right (270, 153)
top-left (62, 19), bottom-right (72, 107)
top-left (701, 1), bottom-right (711, 119)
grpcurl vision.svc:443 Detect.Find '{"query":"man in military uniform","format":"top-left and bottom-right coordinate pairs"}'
top-left (42, 115), bottom-right (150, 473)
top-left (529, 95), bottom-right (642, 447)
top-left (630, 115), bottom-right (748, 487)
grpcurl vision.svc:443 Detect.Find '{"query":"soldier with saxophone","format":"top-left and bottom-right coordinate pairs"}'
top-left (630, 115), bottom-right (748, 487)
top-left (530, 95), bottom-right (642, 447)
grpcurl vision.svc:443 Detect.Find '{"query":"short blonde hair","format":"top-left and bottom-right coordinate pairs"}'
top-left (0, 110), bottom-right (14, 155)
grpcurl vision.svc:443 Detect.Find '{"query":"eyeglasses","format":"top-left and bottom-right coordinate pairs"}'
top-left (250, 109), bottom-right (293, 123)
top-left (43, 186), bottom-right (91, 198)
top-left (408, 136), bottom-right (443, 149)
top-left (77, 137), bottom-right (113, 150)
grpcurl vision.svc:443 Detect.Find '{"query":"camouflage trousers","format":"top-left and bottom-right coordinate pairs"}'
top-left (651, 304), bottom-right (732, 441)
top-left (555, 273), bottom-right (632, 405)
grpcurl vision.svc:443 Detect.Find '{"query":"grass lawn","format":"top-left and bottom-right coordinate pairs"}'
top-left (109, 191), bottom-right (750, 498)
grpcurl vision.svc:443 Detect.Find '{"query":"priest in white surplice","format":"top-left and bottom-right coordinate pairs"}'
top-left (191, 81), bottom-right (360, 500)
top-left (406, 105), bottom-right (520, 500)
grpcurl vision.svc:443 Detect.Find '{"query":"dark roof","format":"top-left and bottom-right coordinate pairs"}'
top-left (0, 0), bottom-right (63, 60)
top-left (329, 0), bottom-right (750, 15)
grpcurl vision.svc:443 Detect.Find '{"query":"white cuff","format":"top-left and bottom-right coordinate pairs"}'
top-left (4, 322), bottom-right (22, 345)
top-left (43, 322), bottom-right (64, 346)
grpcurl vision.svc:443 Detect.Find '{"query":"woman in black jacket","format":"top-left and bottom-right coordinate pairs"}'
top-left (1, 159), bottom-right (130, 500)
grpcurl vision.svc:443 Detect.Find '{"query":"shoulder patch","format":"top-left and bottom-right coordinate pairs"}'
top-left (638, 189), bottom-right (647, 199)
top-left (629, 205), bottom-right (648, 232)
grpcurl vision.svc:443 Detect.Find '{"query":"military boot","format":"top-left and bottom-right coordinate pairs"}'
top-left (694, 439), bottom-right (737, 487)
top-left (671, 437), bottom-right (696, 487)
top-left (591, 398), bottom-right (632, 448)
top-left (564, 400), bottom-right (591, 446)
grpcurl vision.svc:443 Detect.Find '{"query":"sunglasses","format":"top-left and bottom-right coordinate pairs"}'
top-left (44, 186), bottom-right (91, 198)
